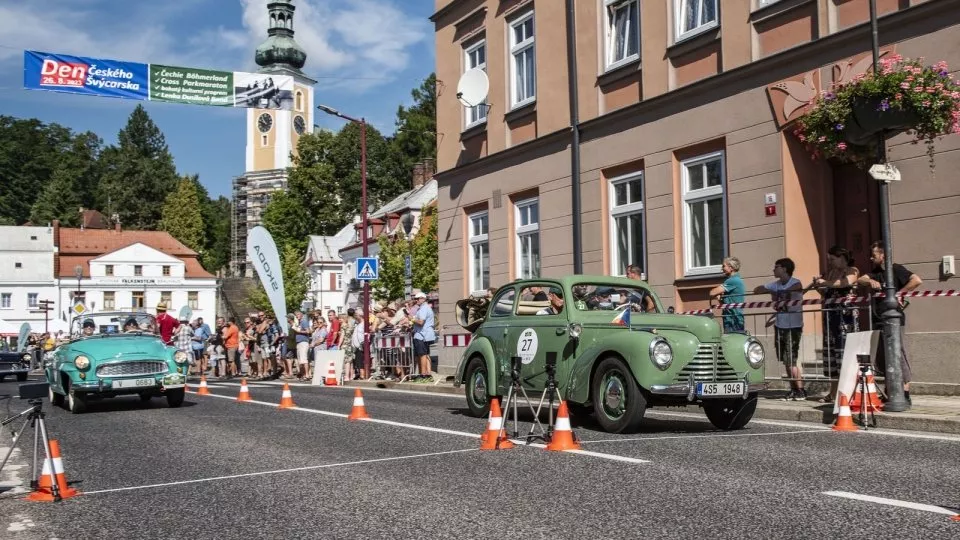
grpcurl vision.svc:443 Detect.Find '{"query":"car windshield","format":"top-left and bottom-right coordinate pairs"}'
top-left (571, 284), bottom-right (652, 312)
top-left (71, 312), bottom-right (158, 338)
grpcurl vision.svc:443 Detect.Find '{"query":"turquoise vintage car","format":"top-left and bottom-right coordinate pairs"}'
top-left (454, 276), bottom-right (766, 433)
top-left (44, 312), bottom-right (189, 413)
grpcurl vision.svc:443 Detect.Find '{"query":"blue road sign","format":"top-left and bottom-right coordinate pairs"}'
top-left (404, 255), bottom-right (412, 278)
top-left (357, 257), bottom-right (379, 280)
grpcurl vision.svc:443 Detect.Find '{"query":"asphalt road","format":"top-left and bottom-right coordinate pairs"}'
top-left (1, 375), bottom-right (958, 539)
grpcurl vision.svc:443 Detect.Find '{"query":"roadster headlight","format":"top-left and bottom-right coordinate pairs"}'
top-left (649, 338), bottom-right (673, 370)
top-left (74, 355), bottom-right (90, 370)
top-left (174, 351), bottom-right (189, 364)
top-left (745, 339), bottom-right (765, 368)
top-left (568, 322), bottom-right (582, 340)
top-left (22, 354), bottom-right (31, 362)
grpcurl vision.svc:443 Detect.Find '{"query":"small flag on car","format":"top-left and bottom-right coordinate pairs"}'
top-left (612, 307), bottom-right (631, 327)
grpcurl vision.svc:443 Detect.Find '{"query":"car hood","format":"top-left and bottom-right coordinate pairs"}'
top-left (64, 335), bottom-right (172, 360)
top-left (626, 313), bottom-right (722, 343)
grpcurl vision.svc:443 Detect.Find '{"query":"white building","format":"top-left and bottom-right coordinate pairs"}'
top-left (0, 226), bottom-right (59, 336)
top-left (303, 223), bottom-right (354, 314)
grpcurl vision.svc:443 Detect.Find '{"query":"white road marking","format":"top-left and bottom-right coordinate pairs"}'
top-left (822, 491), bottom-right (959, 516)
top-left (82, 449), bottom-right (479, 495)
top-left (190, 391), bottom-right (649, 464)
top-left (208, 380), bottom-right (464, 399)
top-left (582, 429), bottom-right (826, 444)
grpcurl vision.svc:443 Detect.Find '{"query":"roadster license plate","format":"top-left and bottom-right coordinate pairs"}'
top-left (697, 382), bottom-right (744, 397)
top-left (113, 377), bottom-right (156, 389)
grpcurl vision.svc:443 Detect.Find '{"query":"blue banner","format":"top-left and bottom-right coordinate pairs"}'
top-left (23, 50), bottom-right (149, 101)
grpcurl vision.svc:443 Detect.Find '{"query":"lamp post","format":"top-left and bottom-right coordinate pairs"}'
top-left (868, 0), bottom-right (908, 412)
top-left (73, 265), bottom-right (83, 306)
top-left (317, 104), bottom-right (371, 375)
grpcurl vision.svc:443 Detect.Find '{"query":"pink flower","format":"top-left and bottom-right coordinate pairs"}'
top-left (926, 88), bottom-right (937, 93)
top-left (818, 136), bottom-right (827, 143)
top-left (837, 142), bottom-right (847, 150)
top-left (798, 135), bottom-right (806, 142)
top-left (900, 82), bottom-right (911, 89)
top-left (906, 76), bottom-right (914, 82)
top-left (895, 93), bottom-right (903, 100)
top-left (922, 100), bottom-right (931, 107)
top-left (914, 86), bottom-right (924, 92)
top-left (951, 92), bottom-right (960, 99)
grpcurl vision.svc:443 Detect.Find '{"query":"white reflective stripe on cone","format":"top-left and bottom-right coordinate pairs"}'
top-left (839, 405), bottom-right (851, 415)
top-left (52, 457), bottom-right (65, 474)
top-left (354, 398), bottom-right (365, 406)
top-left (488, 416), bottom-right (502, 430)
top-left (554, 417), bottom-right (571, 431)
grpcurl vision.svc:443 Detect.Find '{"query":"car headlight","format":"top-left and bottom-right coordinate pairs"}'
top-left (745, 339), bottom-right (764, 368)
top-left (649, 338), bottom-right (673, 370)
top-left (22, 354), bottom-right (31, 362)
top-left (174, 351), bottom-right (189, 364)
top-left (568, 322), bottom-right (582, 339)
top-left (74, 355), bottom-right (90, 370)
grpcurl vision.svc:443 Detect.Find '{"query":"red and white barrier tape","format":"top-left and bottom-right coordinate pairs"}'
top-left (376, 334), bottom-right (410, 349)
top-left (678, 289), bottom-right (960, 315)
top-left (443, 333), bottom-right (472, 347)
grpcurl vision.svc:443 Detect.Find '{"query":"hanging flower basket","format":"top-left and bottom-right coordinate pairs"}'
top-left (793, 55), bottom-right (960, 171)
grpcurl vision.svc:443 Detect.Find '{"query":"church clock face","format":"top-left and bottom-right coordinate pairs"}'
top-left (294, 115), bottom-right (306, 135)
top-left (257, 113), bottom-right (273, 133)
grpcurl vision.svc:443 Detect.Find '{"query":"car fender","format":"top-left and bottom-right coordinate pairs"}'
top-left (566, 329), bottom-right (662, 404)
top-left (454, 336), bottom-right (498, 393)
top-left (721, 333), bottom-right (765, 384)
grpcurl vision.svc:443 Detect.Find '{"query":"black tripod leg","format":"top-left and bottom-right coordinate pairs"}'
top-left (0, 418), bottom-right (30, 475)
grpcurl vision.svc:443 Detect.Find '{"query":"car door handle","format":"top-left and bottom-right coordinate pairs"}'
top-left (503, 329), bottom-right (508, 336)
top-left (556, 327), bottom-right (566, 335)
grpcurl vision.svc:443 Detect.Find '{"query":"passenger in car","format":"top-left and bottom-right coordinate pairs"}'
top-left (537, 288), bottom-right (564, 315)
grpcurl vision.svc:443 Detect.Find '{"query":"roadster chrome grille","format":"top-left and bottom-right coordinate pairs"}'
top-left (673, 344), bottom-right (740, 383)
top-left (96, 361), bottom-right (168, 378)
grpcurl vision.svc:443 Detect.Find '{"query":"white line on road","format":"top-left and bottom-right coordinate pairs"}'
top-left (822, 491), bottom-right (958, 516)
top-left (209, 381), bottom-right (464, 399)
top-left (582, 429), bottom-right (827, 444)
top-left (83, 449), bottom-right (479, 496)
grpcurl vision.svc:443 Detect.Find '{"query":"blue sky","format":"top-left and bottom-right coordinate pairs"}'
top-left (0, 0), bottom-right (436, 198)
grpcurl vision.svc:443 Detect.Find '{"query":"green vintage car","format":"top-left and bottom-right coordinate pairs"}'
top-left (454, 276), bottom-right (766, 433)
top-left (44, 312), bottom-right (190, 413)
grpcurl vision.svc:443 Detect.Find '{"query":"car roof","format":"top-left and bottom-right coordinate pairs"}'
top-left (504, 275), bottom-right (650, 289)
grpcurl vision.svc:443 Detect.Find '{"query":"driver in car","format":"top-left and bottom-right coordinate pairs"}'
top-left (537, 288), bottom-right (564, 315)
top-left (81, 319), bottom-right (96, 336)
top-left (123, 318), bottom-right (140, 333)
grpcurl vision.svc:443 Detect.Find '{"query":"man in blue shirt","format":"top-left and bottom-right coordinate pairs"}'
top-left (294, 310), bottom-right (312, 380)
top-left (192, 317), bottom-right (211, 375)
top-left (710, 257), bottom-right (746, 333)
top-left (411, 291), bottom-right (436, 381)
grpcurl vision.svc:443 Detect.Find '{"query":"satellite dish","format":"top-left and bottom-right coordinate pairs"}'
top-left (457, 68), bottom-right (489, 107)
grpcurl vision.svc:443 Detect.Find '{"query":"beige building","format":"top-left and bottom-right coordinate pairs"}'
top-left (431, 0), bottom-right (960, 383)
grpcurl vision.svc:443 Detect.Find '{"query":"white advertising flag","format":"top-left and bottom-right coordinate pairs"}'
top-left (246, 226), bottom-right (288, 334)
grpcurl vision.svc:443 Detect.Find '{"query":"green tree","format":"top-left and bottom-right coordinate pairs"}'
top-left (330, 122), bottom-right (407, 215)
top-left (411, 204), bottom-right (438, 293)
top-left (98, 105), bottom-right (178, 229)
top-left (375, 235), bottom-right (408, 302)
top-left (261, 190), bottom-right (312, 256)
top-left (247, 243), bottom-right (310, 314)
top-left (159, 177), bottom-right (205, 253)
top-left (0, 117), bottom-right (74, 224)
top-left (189, 177), bottom-right (231, 274)
top-left (391, 73), bottom-right (437, 183)
top-left (286, 130), bottom-right (345, 234)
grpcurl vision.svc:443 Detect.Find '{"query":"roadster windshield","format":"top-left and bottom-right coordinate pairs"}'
top-left (571, 284), bottom-right (655, 312)
top-left (71, 312), bottom-right (158, 338)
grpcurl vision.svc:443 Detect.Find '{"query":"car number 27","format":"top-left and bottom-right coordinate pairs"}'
top-left (517, 328), bottom-right (539, 365)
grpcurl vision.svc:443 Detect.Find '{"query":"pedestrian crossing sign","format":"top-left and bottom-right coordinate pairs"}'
top-left (357, 257), bottom-right (379, 281)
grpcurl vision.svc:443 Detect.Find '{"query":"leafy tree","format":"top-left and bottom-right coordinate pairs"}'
top-left (247, 243), bottom-right (310, 315)
top-left (286, 130), bottom-right (345, 234)
top-left (98, 105), bottom-right (178, 229)
top-left (159, 177), bottom-right (205, 253)
top-left (189, 177), bottom-right (231, 274)
top-left (261, 190), bottom-right (312, 256)
top-left (0, 117), bottom-right (74, 224)
top-left (411, 204), bottom-right (438, 293)
top-left (375, 235), bottom-right (408, 302)
top-left (391, 73), bottom-right (437, 182)
top-left (329, 122), bottom-right (407, 215)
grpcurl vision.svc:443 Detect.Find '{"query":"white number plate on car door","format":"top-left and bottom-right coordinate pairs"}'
top-left (113, 378), bottom-right (156, 389)
top-left (697, 382), bottom-right (744, 397)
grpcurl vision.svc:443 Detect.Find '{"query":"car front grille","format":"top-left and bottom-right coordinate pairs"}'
top-left (96, 361), bottom-right (168, 378)
top-left (673, 344), bottom-right (740, 383)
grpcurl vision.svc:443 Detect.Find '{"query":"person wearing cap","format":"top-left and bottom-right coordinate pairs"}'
top-left (155, 301), bottom-right (180, 345)
top-left (411, 291), bottom-right (436, 381)
top-left (81, 318), bottom-right (96, 336)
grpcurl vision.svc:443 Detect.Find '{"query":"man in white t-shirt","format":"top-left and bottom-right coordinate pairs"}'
top-left (755, 258), bottom-right (806, 401)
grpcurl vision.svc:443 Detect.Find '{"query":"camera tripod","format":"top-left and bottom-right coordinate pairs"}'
top-left (856, 364), bottom-right (878, 429)
top-left (501, 354), bottom-right (565, 444)
top-left (0, 399), bottom-right (61, 500)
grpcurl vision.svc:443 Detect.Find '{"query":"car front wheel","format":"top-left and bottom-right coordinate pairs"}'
top-left (166, 389), bottom-right (185, 408)
top-left (463, 357), bottom-right (490, 418)
top-left (49, 383), bottom-right (64, 407)
top-left (67, 383), bottom-right (86, 414)
top-left (592, 357), bottom-right (646, 433)
top-left (702, 393), bottom-right (758, 430)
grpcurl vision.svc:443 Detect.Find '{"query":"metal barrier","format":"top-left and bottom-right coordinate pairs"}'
top-left (372, 332), bottom-right (416, 381)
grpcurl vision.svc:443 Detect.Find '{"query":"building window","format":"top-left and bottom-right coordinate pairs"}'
top-left (103, 291), bottom-right (115, 310)
top-left (161, 291), bottom-right (172, 306)
top-left (468, 211), bottom-right (489, 293)
top-left (162, 265), bottom-right (171, 276)
top-left (27, 293), bottom-right (38, 308)
top-left (188, 291), bottom-right (199, 309)
top-left (515, 199), bottom-right (540, 279)
top-left (132, 291), bottom-right (144, 309)
top-left (1, 293), bottom-right (11, 309)
top-left (676, 0), bottom-right (718, 41)
top-left (464, 40), bottom-right (488, 127)
top-left (509, 11), bottom-right (536, 108)
top-left (134, 265), bottom-right (143, 276)
top-left (336, 273), bottom-right (342, 290)
top-left (15, 262), bottom-right (22, 269)
top-left (295, 91), bottom-right (303, 111)
top-left (609, 172), bottom-right (645, 276)
top-left (681, 151), bottom-right (726, 275)
top-left (105, 265), bottom-right (114, 276)
top-left (605, 0), bottom-right (640, 70)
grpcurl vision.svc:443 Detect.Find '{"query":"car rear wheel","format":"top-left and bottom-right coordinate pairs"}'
top-left (702, 393), bottom-right (758, 430)
top-left (464, 357), bottom-right (490, 418)
top-left (49, 383), bottom-right (64, 407)
top-left (166, 389), bottom-right (185, 408)
top-left (66, 383), bottom-right (86, 414)
top-left (591, 357), bottom-right (646, 433)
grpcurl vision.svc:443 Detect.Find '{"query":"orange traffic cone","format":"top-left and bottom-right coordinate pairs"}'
top-left (480, 398), bottom-right (514, 450)
top-left (236, 378), bottom-right (252, 402)
top-left (325, 362), bottom-right (339, 386)
top-left (851, 368), bottom-right (884, 413)
top-left (27, 440), bottom-right (79, 501)
top-left (546, 401), bottom-right (581, 451)
top-left (196, 376), bottom-right (211, 396)
top-left (832, 393), bottom-right (858, 432)
top-left (347, 388), bottom-right (370, 420)
top-left (952, 514), bottom-right (960, 522)
top-left (278, 383), bottom-right (296, 409)
top-left (863, 368), bottom-right (884, 412)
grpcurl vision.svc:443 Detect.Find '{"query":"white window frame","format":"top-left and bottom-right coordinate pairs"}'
top-left (0, 293), bottom-right (11, 309)
top-left (608, 172), bottom-right (646, 277)
top-left (27, 293), bottom-right (38, 308)
top-left (468, 211), bottom-right (490, 294)
top-left (188, 291), bottom-right (199, 310)
top-left (681, 151), bottom-right (727, 276)
top-left (675, 0), bottom-right (719, 42)
top-left (514, 198), bottom-right (540, 279)
top-left (336, 273), bottom-right (343, 290)
top-left (103, 291), bottom-right (115, 310)
top-left (464, 39), bottom-right (488, 128)
top-left (508, 11), bottom-right (536, 109)
top-left (604, 0), bottom-right (640, 71)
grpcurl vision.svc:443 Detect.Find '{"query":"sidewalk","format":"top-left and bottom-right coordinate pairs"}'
top-left (344, 379), bottom-right (960, 435)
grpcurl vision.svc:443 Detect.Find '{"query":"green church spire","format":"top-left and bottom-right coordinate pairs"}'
top-left (255, 0), bottom-right (307, 73)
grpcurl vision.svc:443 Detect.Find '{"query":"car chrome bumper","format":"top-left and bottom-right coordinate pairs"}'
top-left (649, 374), bottom-right (766, 401)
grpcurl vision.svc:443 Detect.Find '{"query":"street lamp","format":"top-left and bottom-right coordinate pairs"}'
top-left (73, 265), bottom-right (83, 306)
top-left (317, 104), bottom-right (371, 375)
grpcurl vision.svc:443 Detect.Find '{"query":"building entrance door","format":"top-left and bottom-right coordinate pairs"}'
top-left (832, 164), bottom-right (881, 274)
